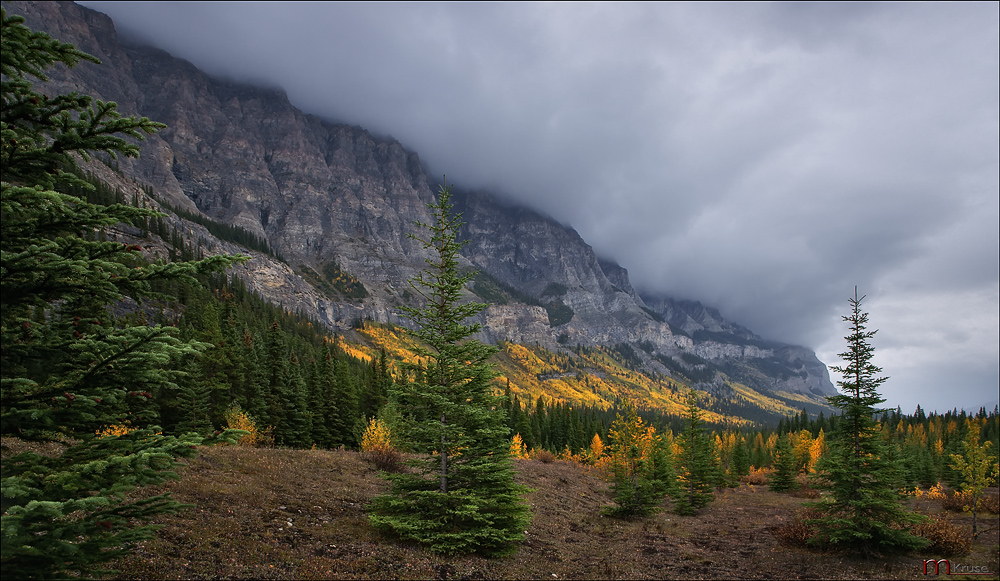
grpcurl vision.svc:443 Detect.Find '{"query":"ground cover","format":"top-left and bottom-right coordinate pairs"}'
top-left (88, 445), bottom-right (999, 580)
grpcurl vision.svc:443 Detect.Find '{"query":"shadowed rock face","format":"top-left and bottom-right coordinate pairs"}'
top-left (6, 1), bottom-right (834, 398)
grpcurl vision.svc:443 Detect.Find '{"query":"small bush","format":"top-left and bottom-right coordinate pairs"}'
top-left (941, 490), bottom-right (974, 513)
top-left (790, 486), bottom-right (820, 499)
top-left (531, 448), bottom-right (557, 464)
top-left (913, 515), bottom-right (973, 557)
top-left (938, 489), bottom-right (1000, 515)
top-left (223, 405), bottom-right (273, 447)
top-left (789, 474), bottom-right (820, 498)
top-left (361, 418), bottom-right (403, 472)
top-left (924, 482), bottom-right (949, 500)
top-left (774, 508), bottom-right (822, 547)
top-left (981, 492), bottom-right (1000, 514)
top-left (741, 467), bottom-right (771, 486)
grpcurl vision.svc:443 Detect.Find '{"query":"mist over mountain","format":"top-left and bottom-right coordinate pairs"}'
top-left (6, 1), bottom-right (837, 409)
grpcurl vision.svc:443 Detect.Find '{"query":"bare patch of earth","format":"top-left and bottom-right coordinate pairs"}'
top-left (98, 446), bottom-right (999, 580)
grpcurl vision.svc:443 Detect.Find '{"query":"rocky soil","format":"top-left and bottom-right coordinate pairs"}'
top-left (103, 445), bottom-right (999, 580)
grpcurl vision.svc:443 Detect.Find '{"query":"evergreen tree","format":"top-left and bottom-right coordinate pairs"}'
top-left (729, 436), bottom-right (751, 483)
top-left (807, 289), bottom-right (928, 555)
top-left (0, 12), bottom-right (240, 578)
top-left (329, 345), bottom-right (360, 447)
top-left (769, 434), bottom-right (799, 492)
top-left (672, 393), bottom-right (717, 515)
top-left (307, 356), bottom-right (333, 447)
top-left (368, 182), bottom-right (531, 556)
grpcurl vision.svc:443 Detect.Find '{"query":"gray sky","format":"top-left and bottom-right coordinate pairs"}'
top-left (79, 1), bottom-right (999, 415)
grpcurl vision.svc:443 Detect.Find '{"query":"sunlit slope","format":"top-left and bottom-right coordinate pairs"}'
top-left (351, 323), bottom-right (829, 426)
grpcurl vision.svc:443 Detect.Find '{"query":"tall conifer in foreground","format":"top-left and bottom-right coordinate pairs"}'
top-left (367, 182), bottom-right (531, 556)
top-left (1, 11), bottom-right (240, 578)
top-left (807, 289), bottom-right (927, 554)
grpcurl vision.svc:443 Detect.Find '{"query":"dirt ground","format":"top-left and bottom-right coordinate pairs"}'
top-left (97, 446), bottom-right (999, 580)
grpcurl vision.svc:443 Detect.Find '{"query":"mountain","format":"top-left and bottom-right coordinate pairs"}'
top-left (5, 1), bottom-right (836, 412)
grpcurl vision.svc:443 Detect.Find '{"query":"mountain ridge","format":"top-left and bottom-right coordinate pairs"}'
top-left (5, 1), bottom-right (836, 409)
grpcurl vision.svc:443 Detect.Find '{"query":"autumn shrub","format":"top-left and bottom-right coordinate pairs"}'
top-left (558, 445), bottom-right (587, 465)
top-left (360, 417), bottom-right (403, 472)
top-left (940, 490), bottom-right (974, 513)
top-left (790, 486), bottom-right (820, 499)
top-left (790, 474), bottom-right (820, 498)
top-left (924, 482), bottom-right (949, 500)
top-left (531, 448), bottom-right (557, 464)
top-left (981, 492), bottom-right (1000, 514)
top-left (223, 404), bottom-right (273, 447)
top-left (775, 507), bottom-right (823, 547)
top-left (741, 467), bottom-right (771, 486)
top-left (912, 515), bottom-right (973, 556)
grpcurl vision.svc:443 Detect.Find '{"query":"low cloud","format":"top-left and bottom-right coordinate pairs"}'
top-left (80, 1), bottom-right (999, 413)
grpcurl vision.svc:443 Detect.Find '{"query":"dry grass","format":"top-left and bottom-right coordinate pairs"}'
top-left (102, 446), bottom-right (1000, 580)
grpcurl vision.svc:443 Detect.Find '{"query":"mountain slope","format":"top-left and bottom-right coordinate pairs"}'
top-left (6, 1), bottom-right (835, 417)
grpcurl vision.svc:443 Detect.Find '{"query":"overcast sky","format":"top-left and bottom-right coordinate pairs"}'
top-left (78, 1), bottom-right (998, 415)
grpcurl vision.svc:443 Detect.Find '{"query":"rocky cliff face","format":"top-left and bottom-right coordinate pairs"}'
top-left (7, 1), bottom-right (835, 399)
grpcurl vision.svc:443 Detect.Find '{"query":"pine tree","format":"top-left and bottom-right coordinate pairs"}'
top-left (1, 11), bottom-right (240, 578)
top-left (367, 182), bottom-right (531, 556)
top-left (769, 434), bottom-right (799, 492)
top-left (807, 289), bottom-right (928, 555)
top-left (672, 393), bottom-right (717, 515)
top-left (729, 436), bottom-right (751, 482)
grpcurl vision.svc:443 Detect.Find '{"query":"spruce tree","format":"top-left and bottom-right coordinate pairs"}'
top-left (729, 436), bottom-right (751, 483)
top-left (807, 289), bottom-right (928, 554)
top-left (368, 182), bottom-right (531, 556)
top-left (672, 393), bottom-right (717, 515)
top-left (769, 434), bottom-right (799, 492)
top-left (1, 11), bottom-right (240, 578)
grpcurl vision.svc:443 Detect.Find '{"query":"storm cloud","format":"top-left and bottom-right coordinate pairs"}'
top-left (78, 1), bottom-right (999, 414)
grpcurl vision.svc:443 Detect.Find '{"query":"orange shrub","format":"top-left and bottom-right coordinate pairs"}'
top-left (913, 515), bottom-right (973, 556)
top-left (741, 467), bottom-right (771, 486)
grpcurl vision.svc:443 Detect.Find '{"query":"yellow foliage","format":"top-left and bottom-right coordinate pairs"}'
top-left (510, 433), bottom-right (528, 459)
top-left (223, 405), bottom-right (272, 447)
top-left (604, 410), bottom-right (658, 482)
top-left (807, 429), bottom-right (825, 473)
top-left (559, 445), bottom-right (586, 465)
top-left (361, 417), bottom-right (394, 454)
top-left (766, 433), bottom-right (778, 453)
top-left (926, 483), bottom-right (948, 500)
top-left (793, 429), bottom-right (813, 473)
top-left (587, 433), bottom-right (605, 464)
top-left (95, 421), bottom-right (132, 438)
